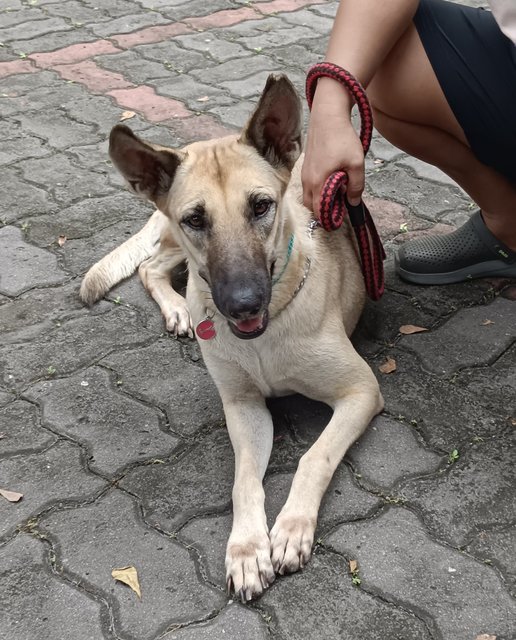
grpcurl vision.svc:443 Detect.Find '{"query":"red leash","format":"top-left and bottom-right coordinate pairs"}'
top-left (306, 62), bottom-right (385, 301)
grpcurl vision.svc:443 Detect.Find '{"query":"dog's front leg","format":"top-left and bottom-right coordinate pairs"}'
top-left (222, 392), bottom-right (275, 602)
top-left (270, 381), bottom-right (383, 575)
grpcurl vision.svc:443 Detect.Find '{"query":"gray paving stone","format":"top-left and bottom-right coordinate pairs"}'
top-left (0, 17), bottom-right (71, 43)
top-left (402, 297), bottom-right (515, 376)
top-left (0, 168), bottom-right (57, 224)
top-left (25, 366), bottom-right (179, 476)
top-left (0, 7), bottom-right (47, 27)
top-left (8, 27), bottom-right (97, 54)
top-left (399, 431), bottom-right (516, 547)
top-left (175, 32), bottom-right (253, 63)
top-left (0, 440), bottom-right (106, 538)
top-left (221, 68), bottom-right (282, 99)
top-left (102, 338), bottom-right (224, 438)
top-left (347, 415), bottom-right (442, 490)
top-left (190, 53), bottom-right (279, 85)
top-left (24, 191), bottom-right (151, 248)
top-left (261, 552), bottom-right (432, 640)
top-left (133, 41), bottom-right (210, 74)
top-left (39, 489), bottom-right (226, 640)
top-left (17, 153), bottom-right (115, 206)
top-left (0, 226), bottom-right (66, 297)
top-left (62, 218), bottom-right (151, 275)
top-left (327, 508), bottom-right (516, 640)
top-left (0, 391), bottom-right (15, 407)
top-left (0, 534), bottom-right (103, 640)
top-left (0, 305), bottom-right (154, 389)
top-left (375, 349), bottom-right (503, 450)
top-left (466, 525), bottom-right (516, 596)
top-left (0, 399), bottom-right (56, 454)
top-left (96, 49), bottom-right (175, 84)
top-left (162, 604), bottom-right (269, 640)
top-left (367, 164), bottom-right (470, 221)
top-left (398, 155), bottom-right (464, 188)
top-left (208, 99), bottom-right (258, 129)
top-left (0, 133), bottom-right (52, 167)
top-left (354, 289), bottom-right (438, 346)
top-left (156, 75), bottom-right (234, 112)
top-left (43, 0), bottom-right (112, 24)
top-left (0, 281), bottom-right (108, 344)
top-left (0, 80), bottom-right (89, 117)
top-left (120, 430), bottom-right (233, 530)
top-left (90, 11), bottom-right (168, 37)
top-left (60, 91), bottom-right (135, 136)
top-left (16, 110), bottom-right (101, 150)
top-left (456, 343), bottom-right (516, 417)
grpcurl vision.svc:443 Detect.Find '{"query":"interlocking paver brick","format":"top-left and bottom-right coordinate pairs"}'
top-left (374, 348), bottom-right (504, 450)
top-left (162, 604), bottom-right (269, 640)
top-left (89, 11), bottom-right (169, 38)
top-left (347, 415), bottom-right (442, 490)
top-left (261, 552), bottom-right (433, 639)
top-left (38, 489), bottom-right (226, 640)
top-left (0, 399), bottom-right (56, 454)
top-left (0, 226), bottom-right (66, 297)
top-left (0, 534), bottom-right (104, 640)
top-left (0, 306), bottom-right (154, 389)
top-left (0, 17), bottom-right (71, 44)
top-left (102, 338), bottom-right (224, 438)
top-left (327, 507), bottom-right (516, 640)
top-left (0, 169), bottom-right (57, 224)
top-left (16, 110), bottom-right (101, 149)
top-left (456, 343), bottom-right (516, 416)
top-left (400, 431), bottom-right (516, 547)
top-left (402, 296), bottom-right (515, 376)
top-left (0, 441), bottom-right (106, 538)
top-left (120, 430), bottom-right (233, 530)
top-left (0, 133), bottom-right (52, 166)
top-left (24, 191), bottom-right (151, 248)
top-left (466, 525), bottom-right (516, 596)
top-left (175, 32), bottom-right (253, 63)
top-left (25, 366), bottom-right (179, 476)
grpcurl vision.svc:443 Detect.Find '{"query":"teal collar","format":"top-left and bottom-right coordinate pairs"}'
top-left (271, 233), bottom-right (295, 286)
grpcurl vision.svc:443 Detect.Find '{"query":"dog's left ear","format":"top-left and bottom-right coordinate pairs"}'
top-left (240, 74), bottom-right (302, 171)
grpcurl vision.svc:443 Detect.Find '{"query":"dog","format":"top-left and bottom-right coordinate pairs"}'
top-left (80, 74), bottom-right (383, 601)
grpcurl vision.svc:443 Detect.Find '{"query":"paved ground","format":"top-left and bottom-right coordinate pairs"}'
top-left (0, 0), bottom-right (515, 639)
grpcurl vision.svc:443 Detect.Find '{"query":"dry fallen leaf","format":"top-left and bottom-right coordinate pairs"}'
top-left (399, 324), bottom-right (428, 335)
top-left (196, 95), bottom-right (209, 102)
top-left (57, 235), bottom-right (67, 246)
top-left (379, 357), bottom-right (397, 374)
top-left (511, 418), bottom-right (516, 427)
top-left (481, 320), bottom-right (494, 326)
top-left (120, 110), bottom-right (136, 121)
top-left (112, 566), bottom-right (141, 599)
top-left (475, 635), bottom-right (496, 640)
top-left (0, 488), bottom-right (23, 502)
top-left (0, 432), bottom-right (6, 440)
top-left (349, 559), bottom-right (358, 573)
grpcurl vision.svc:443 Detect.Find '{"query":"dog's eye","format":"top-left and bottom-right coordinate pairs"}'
top-left (253, 199), bottom-right (272, 218)
top-left (183, 212), bottom-right (205, 230)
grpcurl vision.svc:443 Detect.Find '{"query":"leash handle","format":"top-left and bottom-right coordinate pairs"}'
top-left (305, 62), bottom-right (385, 300)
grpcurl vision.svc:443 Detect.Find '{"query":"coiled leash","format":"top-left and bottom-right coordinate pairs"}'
top-left (306, 62), bottom-right (386, 300)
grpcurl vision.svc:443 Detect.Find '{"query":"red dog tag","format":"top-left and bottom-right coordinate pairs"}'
top-left (196, 319), bottom-right (216, 340)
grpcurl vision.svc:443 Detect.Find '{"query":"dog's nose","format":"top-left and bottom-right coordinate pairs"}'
top-left (226, 286), bottom-right (264, 319)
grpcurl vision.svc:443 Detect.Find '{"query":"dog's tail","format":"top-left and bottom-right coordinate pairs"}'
top-left (79, 209), bottom-right (167, 305)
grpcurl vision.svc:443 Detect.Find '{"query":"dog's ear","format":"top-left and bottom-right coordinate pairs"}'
top-left (109, 125), bottom-right (184, 207)
top-left (240, 74), bottom-right (302, 171)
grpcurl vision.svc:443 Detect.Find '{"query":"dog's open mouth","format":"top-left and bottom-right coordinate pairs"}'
top-left (228, 311), bottom-right (269, 340)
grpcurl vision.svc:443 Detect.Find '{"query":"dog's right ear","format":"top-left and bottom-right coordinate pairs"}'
top-left (109, 125), bottom-right (184, 207)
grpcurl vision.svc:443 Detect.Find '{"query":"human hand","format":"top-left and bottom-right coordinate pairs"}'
top-left (302, 78), bottom-right (365, 218)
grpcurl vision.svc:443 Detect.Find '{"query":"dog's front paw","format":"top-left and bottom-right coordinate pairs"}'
top-left (225, 532), bottom-right (275, 602)
top-left (270, 512), bottom-right (315, 575)
top-left (163, 302), bottom-right (193, 338)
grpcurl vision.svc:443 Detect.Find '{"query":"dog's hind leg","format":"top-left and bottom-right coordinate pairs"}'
top-left (139, 228), bottom-right (192, 337)
top-left (270, 359), bottom-right (383, 575)
top-left (217, 384), bottom-right (276, 602)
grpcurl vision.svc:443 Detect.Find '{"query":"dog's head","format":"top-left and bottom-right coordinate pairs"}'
top-left (109, 74), bottom-right (302, 339)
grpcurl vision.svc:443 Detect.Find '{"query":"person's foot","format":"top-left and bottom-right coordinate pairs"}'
top-left (396, 210), bottom-right (516, 285)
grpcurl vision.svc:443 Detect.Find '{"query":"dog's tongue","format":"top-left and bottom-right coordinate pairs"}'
top-left (235, 316), bottom-right (263, 333)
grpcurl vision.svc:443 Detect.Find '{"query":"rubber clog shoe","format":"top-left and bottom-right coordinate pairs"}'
top-left (396, 210), bottom-right (516, 285)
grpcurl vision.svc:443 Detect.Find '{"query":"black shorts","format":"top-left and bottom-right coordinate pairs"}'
top-left (414, 0), bottom-right (516, 185)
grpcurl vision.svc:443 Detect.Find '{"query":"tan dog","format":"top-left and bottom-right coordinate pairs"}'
top-left (80, 75), bottom-right (383, 601)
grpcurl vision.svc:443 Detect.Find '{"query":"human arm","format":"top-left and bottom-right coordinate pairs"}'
top-left (302, 0), bottom-right (419, 215)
